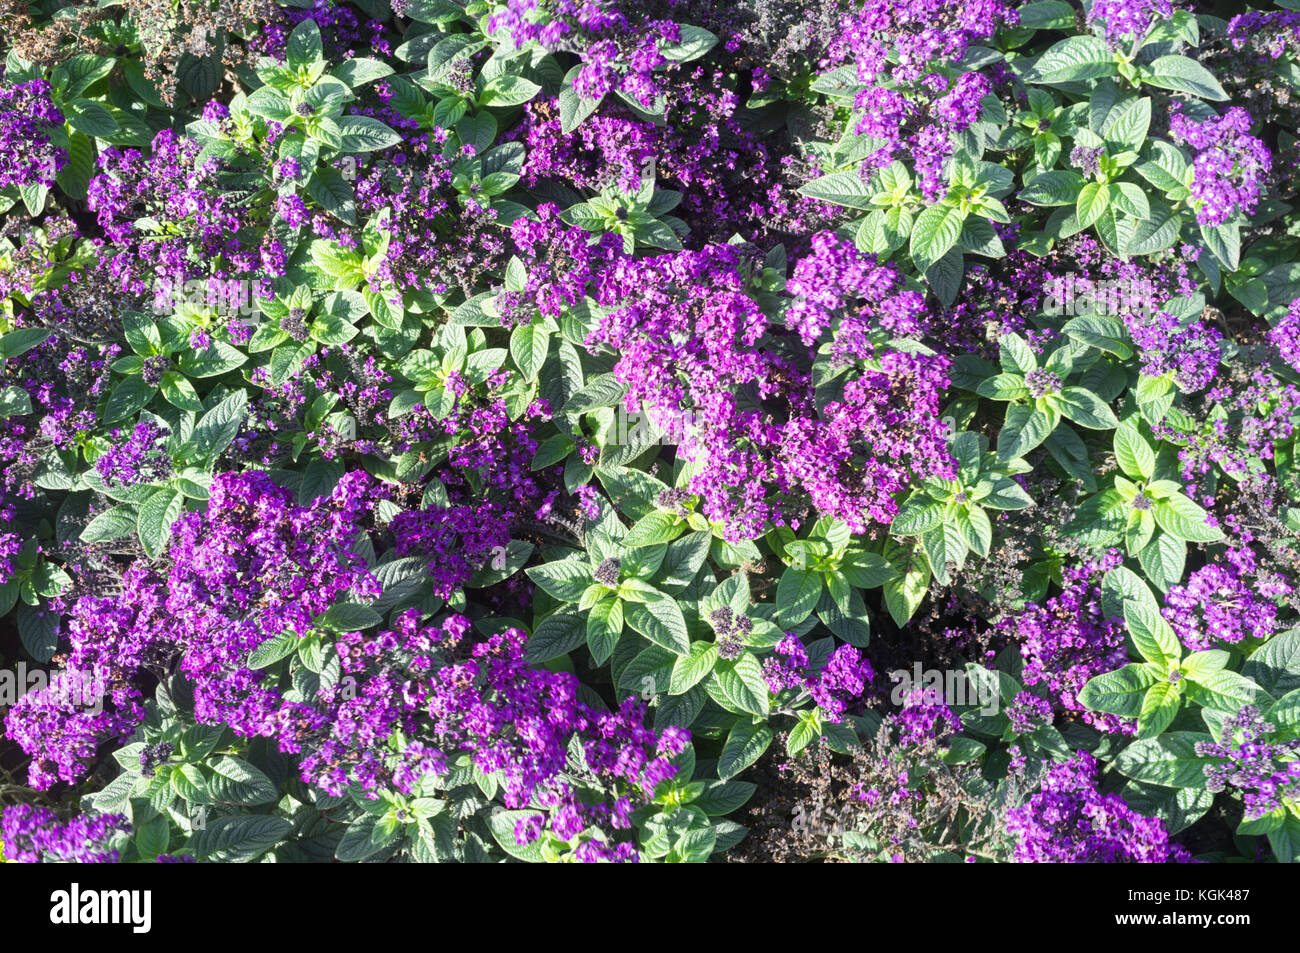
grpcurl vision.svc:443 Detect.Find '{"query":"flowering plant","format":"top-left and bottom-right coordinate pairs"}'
top-left (2, 0), bottom-right (1300, 865)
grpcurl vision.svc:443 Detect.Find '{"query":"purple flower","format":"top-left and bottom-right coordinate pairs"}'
top-left (1, 805), bottom-right (129, 863)
top-left (1195, 705), bottom-right (1300, 820)
top-left (0, 80), bottom-right (67, 189)
top-left (1006, 752), bottom-right (1192, 862)
top-left (1169, 106), bottom-right (1271, 228)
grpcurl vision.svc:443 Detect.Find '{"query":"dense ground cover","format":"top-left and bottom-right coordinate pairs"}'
top-left (1, 0), bottom-right (1299, 864)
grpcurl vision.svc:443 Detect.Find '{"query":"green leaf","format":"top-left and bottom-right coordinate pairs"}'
top-left (1057, 386), bottom-right (1119, 429)
top-left (891, 497), bottom-right (944, 535)
top-left (1020, 170), bottom-right (1085, 207)
top-left (1113, 732), bottom-right (1215, 787)
top-left (586, 597), bottom-right (623, 665)
top-left (0, 327), bottom-right (52, 359)
top-left (1201, 220), bottom-right (1241, 272)
top-left (622, 510), bottom-right (684, 548)
top-left (1153, 494), bottom-right (1223, 542)
top-left (1244, 631), bottom-right (1300, 698)
top-left (526, 607), bottom-right (587, 662)
top-left (81, 504), bottom-right (138, 543)
top-left (481, 74), bottom-right (542, 108)
top-left (1114, 423), bottom-right (1155, 479)
top-left (337, 116), bottom-right (402, 152)
top-left (976, 373), bottom-right (1030, 400)
top-left (192, 391), bottom-right (249, 463)
top-left (1111, 181), bottom-right (1150, 220)
top-left (1137, 532), bottom-right (1185, 593)
top-left (690, 780), bottom-right (755, 816)
top-left (658, 25), bottom-right (718, 63)
top-left (1124, 600), bottom-right (1180, 667)
top-left (956, 505), bottom-right (992, 558)
top-left (485, 810), bottom-right (550, 862)
top-left (0, 385), bottom-right (31, 418)
top-left (1075, 182), bottom-right (1111, 228)
top-left (247, 631), bottom-right (301, 670)
top-left (192, 815), bottom-right (292, 862)
top-left (65, 99), bottom-right (119, 137)
top-left (137, 487), bottom-right (183, 558)
top-left (561, 372), bottom-right (627, 415)
top-left (797, 170), bottom-right (875, 210)
top-left (286, 19), bottom-right (325, 69)
top-left (713, 653), bottom-right (770, 718)
top-left (1124, 201), bottom-right (1182, 256)
top-left (1062, 317), bottom-right (1131, 363)
top-left (840, 549), bottom-right (896, 588)
top-left (330, 57), bottom-right (394, 86)
top-left (787, 713), bottom-right (820, 758)
top-left (334, 814), bottom-right (397, 863)
top-left (941, 736), bottom-right (987, 764)
top-left (1143, 54), bottom-right (1228, 101)
top-left (509, 322), bottom-right (549, 380)
top-left (206, 756), bottom-right (279, 805)
top-left (883, 554), bottom-right (929, 626)
top-left (1184, 671), bottom-right (1263, 713)
top-left (909, 203), bottom-right (966, 272)
top-left (776, 567), bottom-right (823, 626)
top-left (103, 376), bottom-right (156, 423)
top-left (1028, 36), bottom-right (1117, 83)
top-left (670, 641), bottom-right (718, 695)
top-left (625, 592), bottom-right (691, 656)
top-left (1078, 663), bottom-right (1158, 717)
top-left (17, 602), bottom-right (59, 662)
top-left (177, 341), bottom-right (247, 378)
top-left (998, 404), bottom-right (1056, 460)
top-left (525, 559), bottom-right (592, 602)
top-left (558, 67), bottom-right (603, 134)
top-left (318, 602), bottom-right (382, 632)
top-left (1102, 97), bottom-right (1151, 152)
top-left (307, 167), bottom-right (357, 225)
top-left (717, 721), bottom-right (773, 780)
top-left (1122, 781), bottom-right (1215, 834)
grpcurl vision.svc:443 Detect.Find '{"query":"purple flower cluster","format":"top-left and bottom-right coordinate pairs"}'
top-left (501, 203), bottom-right (617, 327)
top-left (708, 605), bottom-right (753, 661)
top-left (591, 236), bottom-right (953, 537)
top-left (1006, 692), bottom-right (1055, 734)
top-left (779, 348), bottom-right (955, 533)
top-left (1124, 308), bottom-right (1223, 393)
top-left (1194, 705), bottom-right (1300, 820)
top-left (5, 590), bottom-right (150, 789)
top-left (826, 0), bottom-right (1017, 199)
top-left (592, 243), bottom-right (787, 538)
top-left (896, 686), bottom-right (961, 746)
top-left (1006, 751), bottom-right (1192, 862)
top-left (1087, 0), bottom-right (1179, 50)
top-left (0, 80), bottom-right (66, 189)
top-left (6, 471), bottom-right (383, 788)
top-left (390, 505), bottom-right (512, 600)
top-left (1168, 105), bottom-right (1271, 228)
top-left (762, 636), bottom-right (873, 723)
top-left (490, 1), bottom-right (683, 110)
top-left (1225, 9), bottom-right (1300, 62)
top-left (253, 0), bottom-right (389, 60)
top-left (784, 232), bottom-right (929, 348)
top-left (422, 624), bottom-right (689, 859)
top-left (1270, 298), bottom-right (1300, 374)
top-left (1002, 550), bottom-right (1134, 735)
top-left (94, 420), bottom-right (172, 488)
top-left (1163, 563), bottom-right (1287, 652)
top-left (87, 130), bottom-right (263, 297)
top-left (1, 805), bottom-right (128, 864)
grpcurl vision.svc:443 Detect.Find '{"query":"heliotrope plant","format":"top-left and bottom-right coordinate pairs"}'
top-left (2, 0), bottom-right (1300, 865)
